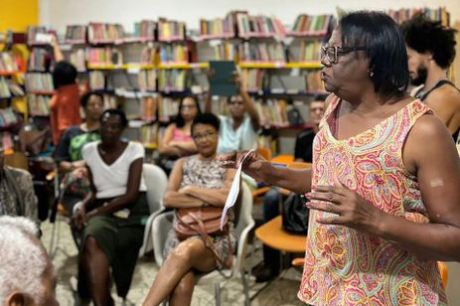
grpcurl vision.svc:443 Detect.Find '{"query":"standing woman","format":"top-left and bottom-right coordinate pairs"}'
top-left (221, 11), bottom-right (460, 305)
top-left (72, 109), bottom-right (149, 305)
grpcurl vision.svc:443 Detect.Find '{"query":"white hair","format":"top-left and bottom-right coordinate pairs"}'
top-left (0, 216), bottom-right (48, 305)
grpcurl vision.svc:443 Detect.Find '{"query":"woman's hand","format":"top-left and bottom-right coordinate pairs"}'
top-left (218, 150), bottom-right (268, 182)
top-left (306, 182), bottom-right (383, 232)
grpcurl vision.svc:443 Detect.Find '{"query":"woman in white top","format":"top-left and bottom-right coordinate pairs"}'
top-left (72, 109), bottom-right (148, 306)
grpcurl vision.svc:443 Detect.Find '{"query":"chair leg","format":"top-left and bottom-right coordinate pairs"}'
top-left (242, 271), bottom-right (251, 306)
top-left (215, 283), bottom-right (221, 306)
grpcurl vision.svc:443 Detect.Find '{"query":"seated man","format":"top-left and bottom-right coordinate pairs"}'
top-left (253, 96), bottom-right (326, 282)
top-left (0, 147), bottom-right (38, 226)
top-left (0, 216), bottom-right (58, 306)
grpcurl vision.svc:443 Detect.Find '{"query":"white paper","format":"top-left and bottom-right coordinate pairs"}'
top-left (220, 150), bottom-right (254, 229)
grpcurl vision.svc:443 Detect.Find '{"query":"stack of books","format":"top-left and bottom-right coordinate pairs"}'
top-left (255, 99), bottom-right (289, 127)
top-left (157, 97), bottom-right (179, 121)
top-left (88, 47), bottom-right (123, 66)
top-left (133, 20), bottom-right (156, 40)
top-left (89, 71), bottom-right (105, 90)
top-left (290, 15), bottom-right (333, 36)
top-left (0, 53), bottom-right (18, 72)
top-left (159, 44), bottom-right (188, 64)
top-left (241, 69), bottom-right (265, 92)
top-left (158, 19), bottom-right (186, 41)
top-left (28, 94), bottom-right (51, 116)
top-left (25, 73), bottom-right (54, 92)
top-left (65, 25), bottom-right (87, 43)
top-left (88, 23), bottom-right (124, 43)
top-left (199, 16), bottom-right (235, 38)
top-left (158, 70), bottom-right (186, 92)
top-left (235, 13), bottom-right (286, 38)
top-left (239, 42), bottom-right (285, 63)
top-left (138, 70), bottom-right (157, 92)
top-left (28, 48), bottom-right (49, 71)
top-left (297, 40), bottom-right (321, 62)
top-left (70, 49), bottom-right (86, 72)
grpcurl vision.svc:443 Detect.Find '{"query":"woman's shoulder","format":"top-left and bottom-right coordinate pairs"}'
top-left (82, 141), bottom-right (98, 153)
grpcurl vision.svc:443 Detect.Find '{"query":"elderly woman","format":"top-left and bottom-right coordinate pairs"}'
top-left (143, 113), bottom-right (236, 306)
top-left (72, 109), bottom-right (149, 306)
top-left (221, 11), bottom-right (460, 306)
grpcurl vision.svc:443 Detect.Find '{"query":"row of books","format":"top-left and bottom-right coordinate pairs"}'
top-left (138, 70), bottom-right (157, 91)
top-left (133, 20), bottom-right (156, 40)
top-left (235, 13), bottom-right (286, 38)
top-left (102, 94), bottom-right (117, 110)
top-left (199, 17), bottom-right (234, 38)
top-left (69, 49), bottom-right (87, 72)
top-left (25, 73), bottom-right (54, 92)
top-left (88, 23), bottom-right (124, 43)
top-left (305, 71), bottom-right (323, 92)
top-left (65, 25), bottom-right (86, 42)
top-left (0, 77), bottom-right (11, 98)
top-left (157, 96), bottom-right (180, 121)
top-left (255, 99), bottom-right (289, 127)
top-left (140, 124), bottom-right (159, 147)
top-left (158, 19), bottom-right (186, 41)
top-left (28, 94), bottom-right (50, 116)
top-left (87, 48), bottom-right (123, 66)
top-left (89, 71), bottom-right (105, 90)
top-left (290, 15), bottom-right (333, 35)
top-left (0, 132), bottom-right (14, 150)
top-left (296, 40), bottom-right (321, 62)
top-left (0, 53), bottom-right (18, 72)
top-left (197, 42), bottom-right (237, 62)
top-left (28, 48), bottom-right (51, 71)
top-left (0, 108), bottom-right (19, 128)
top-left (157, 70), bottom-right (186, 92)
top-left (388, 7), bottom-right (450, 26)
top-left (239, 42), bottom-right (285, 63)
top-left (27, 26), bottom-right (48, 45)
top-left (241, 69), bottom-right (266, 92)
top-left (159, 44), bottom-right (188, 64)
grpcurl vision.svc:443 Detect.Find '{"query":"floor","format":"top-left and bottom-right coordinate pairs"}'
top-left (41, 217), bottom-right (305, 306)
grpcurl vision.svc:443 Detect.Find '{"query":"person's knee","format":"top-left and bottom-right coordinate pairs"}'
top-left (168, 239), bottom-right (201, 266)
top-left (84, 236), bottom-right (100, 255)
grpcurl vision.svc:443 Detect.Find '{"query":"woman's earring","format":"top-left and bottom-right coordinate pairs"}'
top-left (369, 71), bottom-right (374, 78)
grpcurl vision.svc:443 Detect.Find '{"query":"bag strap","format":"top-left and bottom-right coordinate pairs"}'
top-left (177, 211), bottom-right (233, 271)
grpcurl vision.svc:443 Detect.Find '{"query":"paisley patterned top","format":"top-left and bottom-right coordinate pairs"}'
top-left (298, 96), bottom-right (448, 306)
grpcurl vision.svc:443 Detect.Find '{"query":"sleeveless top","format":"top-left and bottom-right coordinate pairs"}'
top-left (172, 126), bottom-right (193, 142)
top-left (298, 96), bottom-right (448, 306)
top-left (415, 79), bottom-right (460, 141)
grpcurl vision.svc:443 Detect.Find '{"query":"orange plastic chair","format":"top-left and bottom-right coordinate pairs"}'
top-left (257, 147), bottom-right (272, 161)
top-left (292, 259), bottom-right (449, 289)
top-left (438, 261), bottom-right (448, 289)
top-left (256, 215), bottom-right (306, 254)
top-left (271, 154), bottom-right (294, 165)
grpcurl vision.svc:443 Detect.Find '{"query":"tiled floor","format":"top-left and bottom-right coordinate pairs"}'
top-left (41, 218), bottom-right (305, 306)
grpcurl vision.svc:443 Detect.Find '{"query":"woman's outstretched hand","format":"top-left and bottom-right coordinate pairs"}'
top-left (217, 150), bottom-right (269, 182)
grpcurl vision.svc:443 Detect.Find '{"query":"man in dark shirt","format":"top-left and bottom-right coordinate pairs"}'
top-left (253, 97), bottom-right (325, 282)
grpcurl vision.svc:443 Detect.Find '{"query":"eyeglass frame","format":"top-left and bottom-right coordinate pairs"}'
top-left (320, 44), bottom-right (367, 64)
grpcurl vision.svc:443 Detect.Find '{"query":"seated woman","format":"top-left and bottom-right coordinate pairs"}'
top-left (54, 91), bottom-right (103, 213)
top-left (143, 113), bottom-right (236, 306)
top-left (72, 109), bottom-right (149, 306)
top-left (157, 96), bottom-right (201, 174)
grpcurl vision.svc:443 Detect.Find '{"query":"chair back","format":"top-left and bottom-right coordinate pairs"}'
top-left (232, 182), bottom-right (255, 274)
top-left (143, 164), bottom-right (168, 214)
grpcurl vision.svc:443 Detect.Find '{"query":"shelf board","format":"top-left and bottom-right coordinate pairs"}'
top-left (239, 61), bottom-right (321, 69)
top-left (0, 71), bottom-right (20, 76)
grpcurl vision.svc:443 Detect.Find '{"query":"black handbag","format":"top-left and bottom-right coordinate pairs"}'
top-left (281, 193), bottom-right (309, 235)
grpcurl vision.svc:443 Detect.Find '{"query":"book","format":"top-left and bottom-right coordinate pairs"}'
top-left (209, 60), bottom-right (237, 97)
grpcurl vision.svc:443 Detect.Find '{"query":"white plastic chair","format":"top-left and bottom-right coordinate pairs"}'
top-left (139, 163), bottom-right (168, 257)
top-left (152, 182), bottom-right (255, 306)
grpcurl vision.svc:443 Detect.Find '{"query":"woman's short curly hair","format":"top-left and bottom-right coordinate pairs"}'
top-left (402, 14), bottom-right (457, 69)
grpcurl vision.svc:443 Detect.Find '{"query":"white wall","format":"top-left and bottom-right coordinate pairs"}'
top-left (40, 0), bottom-right (460, 33)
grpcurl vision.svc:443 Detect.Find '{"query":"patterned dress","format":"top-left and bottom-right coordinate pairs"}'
top-left (164, 155), bottom-right (236, 268)
top-left (298, 96), bottom-right (448, 306)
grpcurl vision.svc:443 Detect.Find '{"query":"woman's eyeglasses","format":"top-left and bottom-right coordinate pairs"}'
top-left (320, 45), bottom-right (367, 64)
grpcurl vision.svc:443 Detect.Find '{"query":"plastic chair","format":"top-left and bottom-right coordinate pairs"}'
top-left (152, 183), bottom-right (255, 306)
top-left (139, 163), bottom-right (168, 257)
top-left (257, 147), bottom-right (272, 161)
